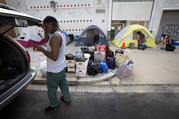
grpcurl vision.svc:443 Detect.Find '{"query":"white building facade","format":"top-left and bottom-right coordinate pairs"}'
top-left (4, 0), bottom-right (179, 41)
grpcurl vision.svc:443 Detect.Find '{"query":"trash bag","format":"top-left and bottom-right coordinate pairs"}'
top-left (116, 59), bottom-right (134, 79)
top-left (106, 57), bottom-right (115, 69)
top-left (100, 61), bottom-right (108, 73)
top-left (165, 44), bottom-right (176, 51)
top-left (65, 54), bottom-right (75, 60)
top-left (81, 47), bottom-right (89, 53)
top-left (87, 60), bottom-right (101, 76)
top-left (81, 47), bottom-right (94, 61)
top-left (40, 60), bottom-right (47, 77)
top-left (115, 49), bottom-right (124, 55)
top-left (74, 49), bottom-right (85, 62)
top-left (115, 53), bottom-right (129, 67)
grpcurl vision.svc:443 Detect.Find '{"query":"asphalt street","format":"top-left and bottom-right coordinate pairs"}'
top-left (0, 89), bottom-right (179, 119)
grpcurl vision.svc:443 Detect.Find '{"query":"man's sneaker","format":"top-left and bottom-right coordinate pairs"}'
top-left (61, 96), bottom-right (71, 104)
top-left (44, 106), bottom-right (57, 113)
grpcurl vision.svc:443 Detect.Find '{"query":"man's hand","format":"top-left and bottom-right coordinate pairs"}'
top-left (33, 45), bottom-right (44, 52)
top-left (33, 34), bottom-right (62, 61)
top-left (37, 22), bottom-right (43, 27)
top-left (38, 22), bottom-right (48, 32)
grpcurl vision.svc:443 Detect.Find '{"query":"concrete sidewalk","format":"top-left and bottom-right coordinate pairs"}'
top-left (27, 41), bottom-right (179, 85)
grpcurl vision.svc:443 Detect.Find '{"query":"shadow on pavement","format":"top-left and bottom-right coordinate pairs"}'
top-left (1, 89), bottom-right (179, 119)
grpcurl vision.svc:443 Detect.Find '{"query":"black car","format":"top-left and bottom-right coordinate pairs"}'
top-left (0, 3), bottom-right (41, 109)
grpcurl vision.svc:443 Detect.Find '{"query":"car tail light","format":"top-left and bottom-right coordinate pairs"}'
top-left (26, 51), bottom-right (31, 63)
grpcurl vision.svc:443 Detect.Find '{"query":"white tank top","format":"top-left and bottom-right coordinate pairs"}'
top-left (47, 31), bottom-right (66, 73)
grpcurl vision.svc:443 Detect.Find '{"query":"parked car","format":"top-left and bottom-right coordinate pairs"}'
top-left (0, 3), bottom-right (41, 109)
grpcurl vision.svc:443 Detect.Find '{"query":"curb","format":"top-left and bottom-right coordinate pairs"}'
top-left (32, 72), bottom-right (116, 85)
top-left (78, 72), bottom-right (115, 84)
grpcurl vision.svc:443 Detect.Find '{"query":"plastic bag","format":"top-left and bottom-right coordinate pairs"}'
top-left (166, 44), bottom-right (176, 51)
top-left (65, 54), bottom-right (75, 60)
top-left (115, 53), bottom-right (129, 67)
top-left (75, 49), bottom-right (86, 62)
top-left (87, 60), bottom-right (101, 76)
top-left (116, 59), bottom-right (134, 79)
top-left (40, 60), bottom-right (47, 77)
top-left (94, 51), bottom-right (105, 63)
top-left (81, 47), bottom-right (94, 61)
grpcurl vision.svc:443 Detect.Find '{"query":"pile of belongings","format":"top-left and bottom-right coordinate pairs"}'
top-left (115, 49), bottom-right (134, 79)
top-left (80, 44), bottom-right (116, 76)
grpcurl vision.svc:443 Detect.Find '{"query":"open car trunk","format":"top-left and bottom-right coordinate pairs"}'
top-left (0, 36), bottom-right (28, 94)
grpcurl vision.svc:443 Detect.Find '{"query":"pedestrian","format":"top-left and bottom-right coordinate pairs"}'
top-left (160, 34), bottom-right (167, 50)
top-left (137, 31), bottom-right (146, 50)
top-left (33, 16), bottom-right (71, 112)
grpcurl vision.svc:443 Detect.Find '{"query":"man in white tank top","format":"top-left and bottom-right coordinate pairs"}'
top-left (33, 16), bottom-right (71, 112)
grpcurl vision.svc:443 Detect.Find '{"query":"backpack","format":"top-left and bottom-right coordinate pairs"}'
top-left (165, 44), bottom-right (176, 51)
top-left (106, 57), bottom-right (115, 69)
top-left (100, 61), bottom-right (109, 73)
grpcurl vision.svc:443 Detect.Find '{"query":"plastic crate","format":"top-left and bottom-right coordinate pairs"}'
top-left (76, 68), bottom-right (87, 77)
top-left (67, 67), bottom-right (75, 73)
top-left (66, 60), bottom-right (75, 67)
top-left (76, 58), bottom-right (89, 70)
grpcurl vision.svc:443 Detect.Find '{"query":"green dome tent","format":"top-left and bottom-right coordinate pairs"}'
top-left (112, 24), bottom-right (157, 48)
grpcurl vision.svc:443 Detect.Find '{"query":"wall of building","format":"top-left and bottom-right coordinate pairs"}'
top-left (4, 0), bottom-right (179, 41)
top-left (112, 1), bottom-right (153, 21)
top-left (149, 0), bottom-right (179, 40)
top-left (156, 11), bottom-right (179, 41)
top-left (5, 0), bottom-right (108, 36)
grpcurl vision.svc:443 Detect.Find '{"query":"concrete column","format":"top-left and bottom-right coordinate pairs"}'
top-left (106, 0), bottom-right (112, 40)
top-left (148, 0), bottom-right (166, 39)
